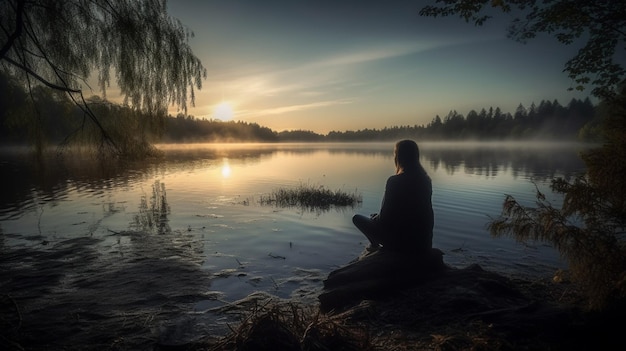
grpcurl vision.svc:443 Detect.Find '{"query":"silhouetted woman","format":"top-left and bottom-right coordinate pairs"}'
top-left (353, 139), bottom-right (434, 254)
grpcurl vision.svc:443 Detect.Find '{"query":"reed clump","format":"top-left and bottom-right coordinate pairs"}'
top-left (259, 183), bottom-right (362, 213)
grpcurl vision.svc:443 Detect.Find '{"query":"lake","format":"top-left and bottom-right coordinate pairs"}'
top-left (0, 141), bottom-right (590, 343)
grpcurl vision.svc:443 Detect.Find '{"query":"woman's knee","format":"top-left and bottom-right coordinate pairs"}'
top-left (352, 214), bottom-right (365, 226)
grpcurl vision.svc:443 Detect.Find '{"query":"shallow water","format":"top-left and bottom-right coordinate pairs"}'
top-left (0, 141), bottom-right (590, 346)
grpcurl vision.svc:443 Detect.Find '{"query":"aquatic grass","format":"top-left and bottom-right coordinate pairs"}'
top-left (259, 183), bottom-right (362, 213)
top-left (132, 180), bottom-right (171, 234)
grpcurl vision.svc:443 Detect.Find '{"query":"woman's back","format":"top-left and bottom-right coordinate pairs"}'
top-left (379, 169), bottom-right (433, 252)
top-left (352, 139), bottom-right (434, 254)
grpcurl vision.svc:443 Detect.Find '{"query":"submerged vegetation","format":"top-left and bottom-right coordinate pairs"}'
top-left (132, 180), bottom-right (171, 234)
top-left (259, 183), bottom-right (362, 213)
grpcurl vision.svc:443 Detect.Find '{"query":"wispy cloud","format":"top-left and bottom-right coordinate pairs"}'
top-left (211, 39), bottom-right (471, 98)
top-left (240, 99), bottom-right (353, 117)
top-left (208, 69), bottom-right (351, 101)
top-left (316, 41), bottom-right (436, 67)
top-left (201, 38), bottom-right (499, 120)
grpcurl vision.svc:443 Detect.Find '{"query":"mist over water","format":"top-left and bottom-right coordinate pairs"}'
top-left (0, 141), bottom-right (590, 342)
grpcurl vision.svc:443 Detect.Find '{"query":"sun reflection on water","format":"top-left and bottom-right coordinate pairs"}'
top-left (221, 158), bottom-right (231, 178)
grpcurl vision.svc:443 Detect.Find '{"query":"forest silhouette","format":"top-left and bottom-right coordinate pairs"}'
top-left (0, 73), bottom-right (597, 146)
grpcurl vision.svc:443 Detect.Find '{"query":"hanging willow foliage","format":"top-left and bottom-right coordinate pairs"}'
top-left (0, 0), bottom-right (207, 156)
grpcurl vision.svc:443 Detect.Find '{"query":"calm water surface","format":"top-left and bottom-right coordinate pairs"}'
top-left (0, 141), bottom-right (589, 338)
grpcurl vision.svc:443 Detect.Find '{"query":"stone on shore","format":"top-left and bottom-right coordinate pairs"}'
top-left (319, 247), bottom-right (447, 312)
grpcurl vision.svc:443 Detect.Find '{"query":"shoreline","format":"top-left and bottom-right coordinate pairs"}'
top-left (2, 240), bottom-right (623, 350)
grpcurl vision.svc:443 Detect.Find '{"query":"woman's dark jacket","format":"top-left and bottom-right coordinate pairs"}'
top-left (378, 168), bottom-right (434, 253)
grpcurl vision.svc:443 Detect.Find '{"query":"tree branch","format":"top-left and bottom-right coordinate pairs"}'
top-left (0, 0), bottom-right (25, 60)
top-left (4, 54), bottom-right (79, 94)
top-left (2, 56), bottom-right (81, 93)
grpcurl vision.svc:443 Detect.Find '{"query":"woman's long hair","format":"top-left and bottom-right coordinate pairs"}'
top-left (394, 139), bottom-right (427, 176)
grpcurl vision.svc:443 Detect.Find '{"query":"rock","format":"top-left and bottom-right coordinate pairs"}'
top-left (319, 248), bottom-right (447, 312)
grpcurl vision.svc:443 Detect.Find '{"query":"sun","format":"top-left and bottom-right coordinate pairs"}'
top-left (213, 101), bottom-right (234, 121)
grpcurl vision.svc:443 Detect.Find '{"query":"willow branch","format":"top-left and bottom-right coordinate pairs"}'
top-left (2, 56), bottom-right (81, 92)
top-left (0, 0), bottom-right (26, 59)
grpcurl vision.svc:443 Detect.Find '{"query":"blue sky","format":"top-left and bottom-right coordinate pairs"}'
top-left (166, 0), bottom-right (591, 133)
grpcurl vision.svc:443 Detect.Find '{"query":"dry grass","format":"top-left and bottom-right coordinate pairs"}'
top-left (204, 298), bottom-right (373, 351)
top-left (197, 298), bottom-right (516, 351)
top-left (195, 267), bottom-right (624, 351)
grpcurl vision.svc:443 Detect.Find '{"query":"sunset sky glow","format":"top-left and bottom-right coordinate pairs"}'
top-left (162, 0), bottom-right (591, 134)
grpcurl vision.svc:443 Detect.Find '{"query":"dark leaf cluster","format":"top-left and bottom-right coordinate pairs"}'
top-left (420, 0), bottom-right (626, 99)
top-left (489, 86), bottom-right (626, 309)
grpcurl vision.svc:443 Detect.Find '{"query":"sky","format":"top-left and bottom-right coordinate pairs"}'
top-left (163, 0), bottom-right (591, 134)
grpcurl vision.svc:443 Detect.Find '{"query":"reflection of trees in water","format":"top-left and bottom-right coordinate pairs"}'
top-left (423, 144), bottom-right (588, 180)
top-left (0, 179), bottom-right (211, 348)
top-left (0, 143), bottom-right (591, 216)
top-left (267, 143), bottom-right (588, 181)
top-left (161, 146), bottom-right (273, 163)
top-left (0, 148), bottom-right (149, 217)
top-left (132, 180), bottom-right (171, 234)
top-left (123, 179), bottom-right (204, 266)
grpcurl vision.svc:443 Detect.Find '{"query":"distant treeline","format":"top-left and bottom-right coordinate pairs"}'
top-left (1, 72), bottom-right (597, 146)
top-left (162, 115), bottom-right (278, 142)
top-left (165, 98), bottom-right (596, 142)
